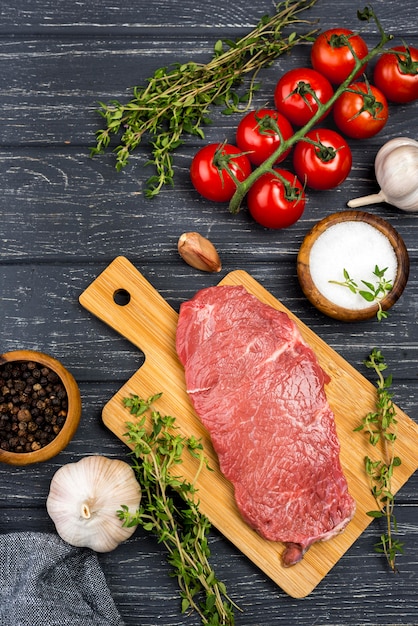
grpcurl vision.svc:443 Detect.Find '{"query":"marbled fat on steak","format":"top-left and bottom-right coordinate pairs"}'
top-left (176, 285), bottom-right (356, 566)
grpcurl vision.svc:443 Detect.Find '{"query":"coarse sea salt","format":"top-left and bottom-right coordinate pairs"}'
top-left (309, 221), bottom-right (398, 310)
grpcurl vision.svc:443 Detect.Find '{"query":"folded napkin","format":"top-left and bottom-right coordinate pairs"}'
top-left (0, 532), bottom-right (125, 626)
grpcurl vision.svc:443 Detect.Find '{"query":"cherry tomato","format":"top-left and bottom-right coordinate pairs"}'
top-left (373, 45), bottom-right (418, 103)
top-left (292, 128), bottom-right (352, 190)
top-left (190, 142), bottom-right (252, 202)
top-left (235, 108), bottom-right (294, 166)
top-left (333, 82), bottom-right (389, 139)
top-left (247, 168), bottom-right (305, 229)
top-left (274, 68), bottom-right (334, 127)
top-left (310, 28), bottom-right (368, 85)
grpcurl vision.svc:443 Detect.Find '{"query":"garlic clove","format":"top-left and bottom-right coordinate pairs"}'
top-left (46, 455), bottom-right (141, 552)
top-left (178, 232), bottom-right (222, 272)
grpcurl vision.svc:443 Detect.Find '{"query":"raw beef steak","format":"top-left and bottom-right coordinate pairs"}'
top-left (176, 284), bottom-right (356, 566)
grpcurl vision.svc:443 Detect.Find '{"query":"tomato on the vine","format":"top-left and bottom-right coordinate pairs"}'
top-left (333, 82), bottom-right (389, 139)
top-left (293, 128), bottom-right (352, 190)
top-left (373, 45), bottom-right (418, 103)
top-left (310, 28), bottom-right (369, 85)
top-left (274, 67), bottom-right (334, 127)
top-left (235, 109), bottom-right (294, 166)
top-left (246, 168), bottom-right (305, 229)
top-left (190, 142), bottom-right (252, 202)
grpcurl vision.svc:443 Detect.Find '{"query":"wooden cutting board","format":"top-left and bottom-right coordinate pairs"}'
top-left (79, 256), bottom-right (418, 598)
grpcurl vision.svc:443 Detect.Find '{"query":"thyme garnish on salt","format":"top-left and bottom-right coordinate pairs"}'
top-left (329, 265), bottom-right (393, 320)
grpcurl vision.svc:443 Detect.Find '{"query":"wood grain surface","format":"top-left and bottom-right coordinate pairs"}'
top-left (79, 256), bottom-right (418, 598)
top-left (1, 0), bottom-right (418, 623)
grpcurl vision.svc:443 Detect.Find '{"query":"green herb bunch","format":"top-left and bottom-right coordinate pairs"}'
top-left (329, 265), bottom-right (393, 321)
top-left (91, 0), bottom-right (319, 196)
top-left (354, 349), bottom-right (403, 572)
top-left (119, 393), bottom-right (238, 625)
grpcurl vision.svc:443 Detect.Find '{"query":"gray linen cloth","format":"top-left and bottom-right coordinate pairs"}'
top-left (0, 532), bottom-right (125, 626)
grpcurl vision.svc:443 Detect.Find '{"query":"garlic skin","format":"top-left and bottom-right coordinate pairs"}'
top-left (46, 456), bottom-right (141, 552)
top-left (347, 137), bottom-right (418, 212)
top-left (178, 231), bottom-right (222, 272)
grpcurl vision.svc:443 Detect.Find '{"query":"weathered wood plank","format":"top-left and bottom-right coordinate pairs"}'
top-left (0, 148), bottom-right (417, 255)
top-left (0, 36), bottom-right (416, 145)
top-left (1, 503), bottom-right (418, 625)
top-left (1, 0), bottom-right (417, 622)
top-left (0, 0), bottom-right (416, 34)
top-left (1, 260), bottom-right (417, 376)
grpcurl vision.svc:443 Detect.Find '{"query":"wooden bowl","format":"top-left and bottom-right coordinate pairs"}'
top-left (297, 211), bottom-right (410, 322)
top-left (0, 350), bottom-right (82, 465)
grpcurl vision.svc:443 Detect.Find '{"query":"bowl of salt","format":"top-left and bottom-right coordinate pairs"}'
top-left (297, 211), bottom-right (409, 321)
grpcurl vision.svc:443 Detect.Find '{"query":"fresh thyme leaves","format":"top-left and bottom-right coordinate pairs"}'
top-left (119, 393), bottom-right (238, 625)
top-left (329, 265), bottom-right (393, 320)
top-left (91, 0), bottom-right (319, 196)
top-left (354, 349), bottom-right (403, 572)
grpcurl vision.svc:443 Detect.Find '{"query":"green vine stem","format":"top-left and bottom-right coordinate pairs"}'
top-left (228, 7), bottom-right (393, 214)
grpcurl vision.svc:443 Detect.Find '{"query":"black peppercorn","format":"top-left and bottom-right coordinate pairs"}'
top-left (0, 360), bottom-right (68, 453)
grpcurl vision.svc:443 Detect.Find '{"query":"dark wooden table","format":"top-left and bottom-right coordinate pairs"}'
top-left (1, 0), bottom-right (417, 624)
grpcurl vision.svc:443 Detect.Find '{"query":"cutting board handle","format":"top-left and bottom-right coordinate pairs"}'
top-left (79, 256), bottom-right (178, 360)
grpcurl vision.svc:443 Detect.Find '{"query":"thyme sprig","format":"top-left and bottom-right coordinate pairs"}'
top-left (354, 349), bottom-right (403, 572)
top-left (329, 265), bottom-right (393, 321)
top-left (118, 392), bottom-right (238, 625)
top-left (91, 0), bottom-right (319, 196)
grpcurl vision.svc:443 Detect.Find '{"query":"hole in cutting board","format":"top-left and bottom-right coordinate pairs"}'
top-left (113, 288), bottom-right (131, 306)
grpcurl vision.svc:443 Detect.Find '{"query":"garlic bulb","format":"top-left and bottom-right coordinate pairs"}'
top-left (347, 137), bottom-right (418, 212)
top-left (46, 455), bottom-right (141, 552)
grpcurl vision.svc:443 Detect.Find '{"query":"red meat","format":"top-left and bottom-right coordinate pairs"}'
top-left (176, 285), bottom-right (356, 566)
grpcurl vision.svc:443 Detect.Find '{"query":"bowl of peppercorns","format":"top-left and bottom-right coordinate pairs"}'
top-left (0, 350), bottom-right (82, 465)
